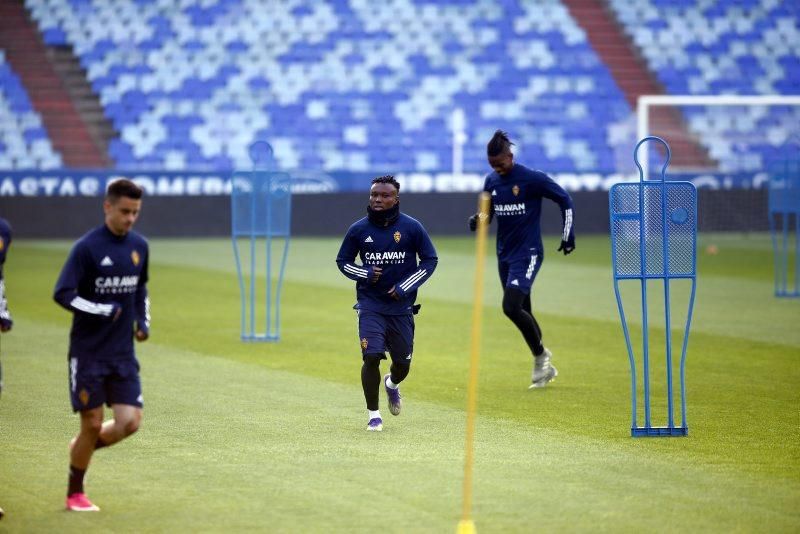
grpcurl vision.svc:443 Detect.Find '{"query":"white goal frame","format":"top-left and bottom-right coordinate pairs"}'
top-left (636, 95), bottom-right (800, 179)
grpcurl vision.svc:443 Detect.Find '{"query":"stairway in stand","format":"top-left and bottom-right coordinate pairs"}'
top-left (0, 0), bottom-right (111, 168)
top-left (47, 45), bottom-right (116, 166)
top-left (563, 0), bottom-right (715, 169)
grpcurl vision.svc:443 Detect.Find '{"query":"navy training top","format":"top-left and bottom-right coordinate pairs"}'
top-left (336, 212), bottom-right (438, 315)
top-left (483, 163), bottom-right (574, 262)
top-left (0, 217), bottom-right (12, 328)
top-left (54, 224), bottom-right (150, 361)
top-left (0, 217), bottom-right (11, 273)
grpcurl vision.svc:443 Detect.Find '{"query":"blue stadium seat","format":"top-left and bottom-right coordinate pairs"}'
top-left (28, 0), bottom-right (800, 172)
top-left (609, 0), bottom-right (800, 172)
top-left (21, 0), bottom-right (639, 172)
top-left (0, 56), bottom-right (62, 169)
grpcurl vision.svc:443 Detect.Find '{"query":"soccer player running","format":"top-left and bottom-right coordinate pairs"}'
top-left (469, 130), bottom-right (575, 388)
top-left (0, 216), bottom-right (13, 365)
top-left (0, 216), bottom-right (12, 521)
top-left (54, 179), bottom-right (150, 512)
top-left (337, 175), bottom-right (438, 431)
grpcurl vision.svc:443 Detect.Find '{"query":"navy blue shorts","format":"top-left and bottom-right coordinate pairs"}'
top-left (68, 356), bottom-right (143, 412)
top-left (357, 310), bottom-right (415, 365)
top-left (498, 250), bottom-right (542, 295)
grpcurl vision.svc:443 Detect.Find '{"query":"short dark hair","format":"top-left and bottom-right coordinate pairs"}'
top-left (106, 179), bottom-right (143, 202)
top-left (371, 175), bottom-right (400, 192)
top-left (487, 129), bottom-right (514, 157)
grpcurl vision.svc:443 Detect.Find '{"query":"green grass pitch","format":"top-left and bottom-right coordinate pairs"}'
top-left (0, 233), bottom-right (798, 532)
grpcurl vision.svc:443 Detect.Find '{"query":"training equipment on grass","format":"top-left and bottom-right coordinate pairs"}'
top-left (231, 141), bottom-right (292, 341)
top-left (768, 140), bottom-right (800, 298)
top-left (610, 136), bottom-right (697, 437)
top-left (459, 191), bottom-right (491, 534)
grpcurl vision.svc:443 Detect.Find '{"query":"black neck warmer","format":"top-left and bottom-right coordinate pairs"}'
top-left (367, 203), bottom-right (400, 227)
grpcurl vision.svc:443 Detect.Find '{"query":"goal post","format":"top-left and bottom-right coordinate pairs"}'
top-left (636, 94), bottom-right (800, 180)
top-left (636, 95), bottom-right (800, 296)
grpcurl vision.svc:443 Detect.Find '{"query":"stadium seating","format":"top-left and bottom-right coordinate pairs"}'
top-left (609, 0), bottom-right (800, 171)
top-left (0, 51), bottom-right (62, 169)
top-left (12, 0), bottom-right (795, 174)
top-left (25, 0), bottom-right (630, 172)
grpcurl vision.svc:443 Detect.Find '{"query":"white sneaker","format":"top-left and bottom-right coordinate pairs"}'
top-left (530, 348), bottom-right (558, 389)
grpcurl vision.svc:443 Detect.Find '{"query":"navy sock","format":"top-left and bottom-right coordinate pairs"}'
top-left (67, 465), bottom-right (86, 496)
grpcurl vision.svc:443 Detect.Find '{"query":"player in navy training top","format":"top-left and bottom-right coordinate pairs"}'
top-left (0, 217), bottom-right (13, 398)
top-left (0, 217), bottom-right (12, 340)
top-left (337, 175), bottom-right (438, 432)
top-left (469, 130), bottom-right (575, 389)
top-left (0, 217), bottom-right (11, 521)
top-left (0, 217), bottom-right (13, 382)
top-left (53, 179), bottom-right (150, 512)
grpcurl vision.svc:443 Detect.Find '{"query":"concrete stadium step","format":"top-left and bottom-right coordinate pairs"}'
top-left (563, 0), bottom-right (716, 169)
top-left (0, 0), bottom-right (110, 168)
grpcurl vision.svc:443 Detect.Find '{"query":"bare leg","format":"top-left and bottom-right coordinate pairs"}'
top-left (68, 404), bottom-right (142, 504)
top-left (67, 407), bottom-right (103, 504)
top-left (70, 407), bottom-right (103, 469)
top-left (97, 404), bottom-right (142, 447)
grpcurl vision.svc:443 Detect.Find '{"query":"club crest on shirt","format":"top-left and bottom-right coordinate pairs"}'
top-left (360, 338), bottom-right (368, 350)
top-left (131, 250), bottom-right (140, 266)
top-left (393, 231), bottom-right (401, 243)
top-left (79, 388), bottom-right (90, 406)
top-left (512, 185), bottom-right (520, 196)
top-left (0, 237), bottom-right (4, 252)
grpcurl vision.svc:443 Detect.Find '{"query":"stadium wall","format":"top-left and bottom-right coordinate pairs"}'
top-left (0, 190), bottom-right (767, 238)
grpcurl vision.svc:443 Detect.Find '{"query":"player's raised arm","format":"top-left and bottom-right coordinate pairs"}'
top-left (392, 224), bottom-right (438, 298)
top-left (134, 248), bottom-right (150, 340)
top-left (538, 172), bottom-right (575, 255)
top-left (336, 228), bottom-right (380, 283)
top-left (468, 205), bottom-right (494, 232)
top-left (469, 178), bottom-right (495, 232)
top-left (0, 279), bottom-right (11, 333)
top-left (54, 245), bottom-right (121, 320)
top-left (0, 218), bottom-right (12, 332)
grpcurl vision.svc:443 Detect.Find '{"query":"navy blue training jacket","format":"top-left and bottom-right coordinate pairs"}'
top-left (337, 212), bottom-right (437, 315)
top-left (54, 225), bottom-right (150, 360)
top-left (483, 163), bottom-right (574, 262)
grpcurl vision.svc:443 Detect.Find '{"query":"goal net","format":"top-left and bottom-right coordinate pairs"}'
top-left (635, 95), bottom-right (800, 233)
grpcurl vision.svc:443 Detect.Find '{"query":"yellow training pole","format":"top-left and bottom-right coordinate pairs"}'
top-left (458, 192), bottom-right (491, 534)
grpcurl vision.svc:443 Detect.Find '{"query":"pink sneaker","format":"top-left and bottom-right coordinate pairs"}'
top-left (66, 493), bottom-right (100, 512)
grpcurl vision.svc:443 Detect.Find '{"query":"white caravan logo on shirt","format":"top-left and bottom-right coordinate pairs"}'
top-left (95, 275), bottom-right (139, 294)
top-left (364, 251), bottom-right (407, 265)
top-left (494, 203), bottom-right (526, 216)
